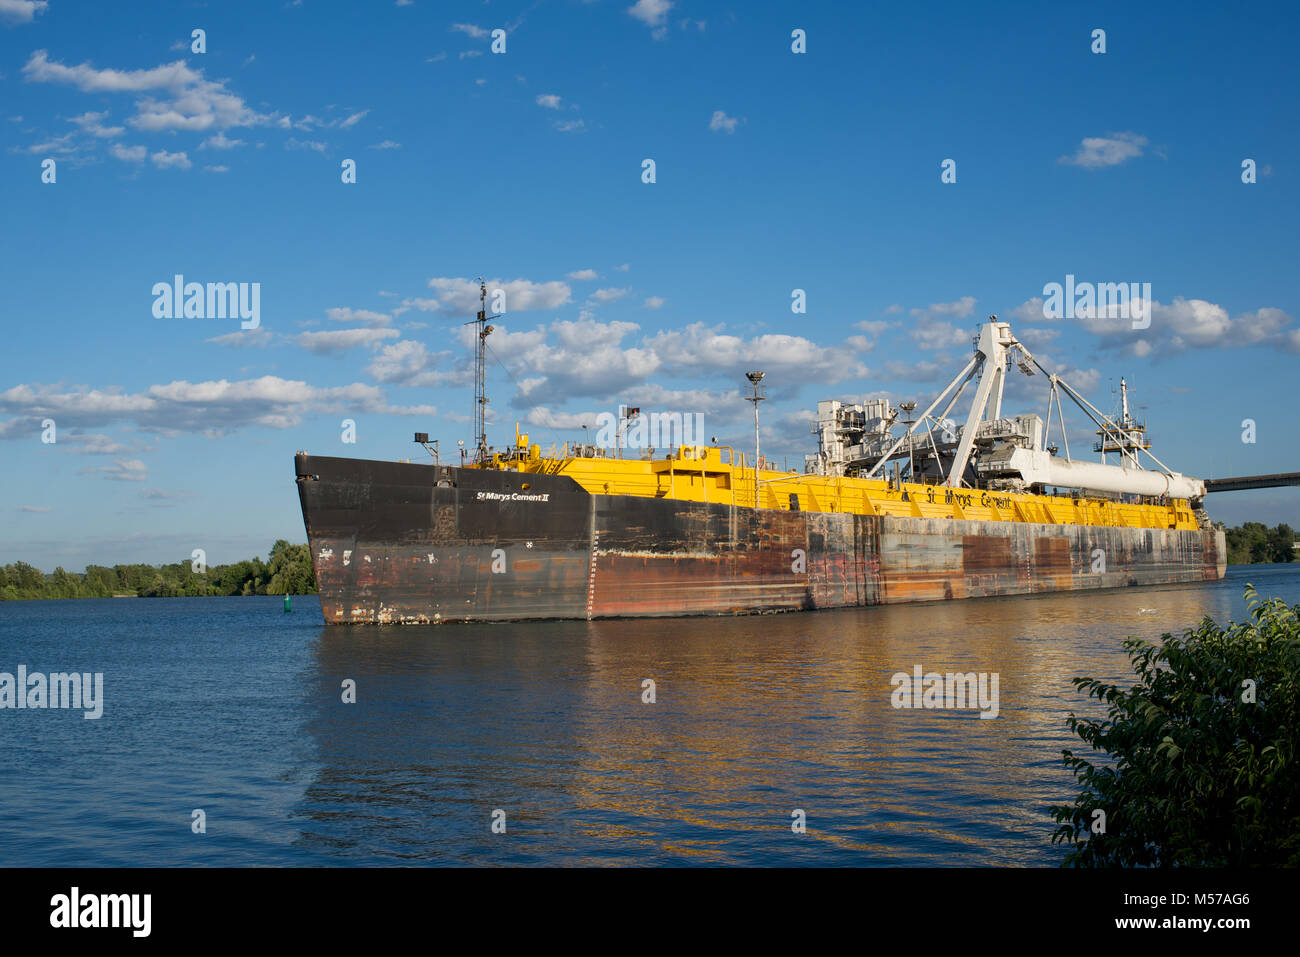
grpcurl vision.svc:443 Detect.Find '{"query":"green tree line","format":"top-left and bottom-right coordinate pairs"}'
top-left (1223, 522), bottom-right (1298, 565)
top-left (0, 540), bottom-right (316, 601)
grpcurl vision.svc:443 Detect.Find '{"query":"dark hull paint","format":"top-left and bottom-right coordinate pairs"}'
top-left (295, 453), bottom-right (1227, 624)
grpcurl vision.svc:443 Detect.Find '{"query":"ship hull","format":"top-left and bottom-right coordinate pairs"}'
top-left (295, 454), bottom-right (1227, 624)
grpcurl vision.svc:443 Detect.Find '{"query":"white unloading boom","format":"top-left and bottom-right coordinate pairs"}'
top-left (812, 316), bottom-right (1207, 502)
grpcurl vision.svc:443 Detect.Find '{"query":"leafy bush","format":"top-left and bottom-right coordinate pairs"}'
top-left (1052, 586), bottom-right (1300, 866)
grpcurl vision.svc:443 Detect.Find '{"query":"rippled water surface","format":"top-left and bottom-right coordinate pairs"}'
top-left (2, 564), bottom-right (1298, 866)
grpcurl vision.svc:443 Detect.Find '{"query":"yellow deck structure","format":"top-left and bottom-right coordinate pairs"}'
top-left (482, 439), bottom-right (1200, 532)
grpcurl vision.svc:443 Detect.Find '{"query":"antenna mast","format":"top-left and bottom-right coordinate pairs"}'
top-left (745, 371), bottom-right (766, 508)
top-left (468, 278), bottom-right (499, 463)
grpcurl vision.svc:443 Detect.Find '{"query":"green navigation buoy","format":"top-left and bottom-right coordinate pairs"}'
top-left (284, 594), bottom-right (292, 613)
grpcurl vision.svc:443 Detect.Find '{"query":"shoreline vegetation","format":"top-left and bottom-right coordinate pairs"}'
top-left (0, 540), bottom-right (316, 601)
top-left (1222, 522), bottom-right (1297, 566)
top-left (0, 523), bottom-right (1294, 602)
top-left (1052, 586), bottom-right (1300, 866)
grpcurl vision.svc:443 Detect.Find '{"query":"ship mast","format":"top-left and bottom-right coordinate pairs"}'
top-left (469, 278), bottom-right (498, 463)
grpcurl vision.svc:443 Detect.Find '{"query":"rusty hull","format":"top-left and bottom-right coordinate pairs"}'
top-left (295, 453), bottom-right (1226, 624)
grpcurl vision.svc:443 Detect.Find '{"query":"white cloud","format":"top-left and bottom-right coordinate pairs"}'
top-left (459, 50), bottom-right (483, 60)
top-left (81, 458), bottom-right (149, 482)
top-left (589, 287), bottom-right (630, 303)
top-left (286, 137), bottom-right (326, 152)
top-left (369, 140), bottom-right (401, 150)
top-left (644, 296), bottom-right (665, 309)
top-left (202, 164), bottom-right (229, 173)
top-left (366, 340), bottom-right (467, 388)
top-left (566, 269), bottom-right (597, 281)
top-left (709, 109), bottom-right (739, 134)
top-left (200, 131), bottom-right (245, 149)
top-left (59, 433), bottom-right (145, 455)
top-left (296, 328), bottom-right (399, 355)
top-left (906, 297), bottom-right (978, 349)
top-left (423, 276), bottom-right (572, 315)
top-left (628, 0), bottom-right (673, 28)
top-left (1016, 327), bottom-right (1060, 348)
top-left (68, 111), bottom-right (124, 138)
top-left (854, 320), bottom-right (895, 337)
top-left (324, 307), bottom-right (392, 327)
top-left (1007, 294), bottom-right (1298, 356)
top-left (206, 329), bottom-right (272, 348)
top-left (149, 149), bottom-right (191, 169)
top-left (882, 358), bottom-right (951, 383)
top-left (536, 94), bottom-right (562, 109)
top-left (110, 143), bottom-right (146, 162)
top-left (337, 110), bottom-right (369, 128)
top-left (1058, 132), bottom-right (1148, 169)
top-left (23, 50), bottom-right (272, 134)
top-left (451, 23), bottom-right (488, 39)
top-left (553, 119), bottom-right (585, 133)
top-left (1009, 297), bottom-right (1047, 323)
top-left (15, 131), bottom-right (78, 155)
top-left (0, 0), bottom-right (48, 25)
top-left (0, 378), bottom-right (433, 436)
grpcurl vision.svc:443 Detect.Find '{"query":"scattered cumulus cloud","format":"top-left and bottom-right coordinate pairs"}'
top-left (110, 143), bottom-right (146, 162)
top-left (67, 111), bottom-right (124, 138)
top-left (1058, 132), bottom-right (1148, 169)
top-left (296, 328), bottom-right (400, 355)
top-left (206, 329), bottom-right (272, 348)
top-left (0, 377), bottom-right (434, 438)
top-left (149, 149), bottom-right (191, 169)
top-left (709, 109), bottom-right (740, 134)
top-left (423, 277), bottom-right (572, 315)
top-left (906, 297), bottom-right (978, 349)
top-left (629, 0), bottom-right (673, 33)
top-left (0, 0), bottom-right (48, 25)
top-left (200, 131), bottom-right (244, 150)
top-left (80, 458), bottom-right (149, 482)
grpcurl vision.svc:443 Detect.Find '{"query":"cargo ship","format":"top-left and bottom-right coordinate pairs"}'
top-left (296, 304), bottom-right (1236, 624)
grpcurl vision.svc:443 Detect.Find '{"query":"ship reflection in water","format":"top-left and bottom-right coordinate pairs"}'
top-left (291, 565), bottom-right (1292, 866)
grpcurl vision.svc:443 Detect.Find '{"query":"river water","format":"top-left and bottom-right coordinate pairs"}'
top-left (1, 564), bottom-right (1297, 867)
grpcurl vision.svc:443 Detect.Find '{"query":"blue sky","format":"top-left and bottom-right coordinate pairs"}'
top-left (2, 0), bottom-right (1298, 571)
